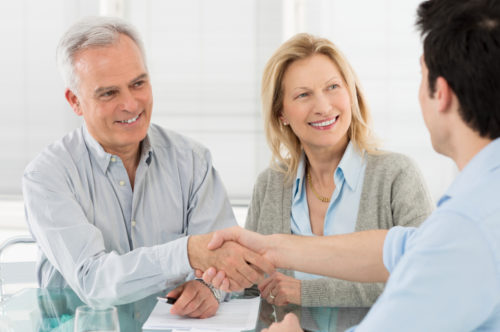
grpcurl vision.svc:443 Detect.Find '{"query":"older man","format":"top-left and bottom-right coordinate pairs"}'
top-left (22, 16), bottom-right (272, 318)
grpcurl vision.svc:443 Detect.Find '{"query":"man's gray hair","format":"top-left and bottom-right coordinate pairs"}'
top-left (56, 16), bottom-right (147, 93)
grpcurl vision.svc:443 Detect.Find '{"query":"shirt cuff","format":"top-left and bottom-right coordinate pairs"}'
top-left (383, 226), bottom-right (417, 273)
top-left (157, 236), bottom-right (192, 280)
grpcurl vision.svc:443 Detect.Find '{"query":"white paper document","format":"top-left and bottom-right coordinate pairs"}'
top-left (143, 297), bottom-right (261, 331)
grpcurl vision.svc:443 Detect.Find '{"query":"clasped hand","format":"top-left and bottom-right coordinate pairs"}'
top-left (188, 230), bottom-right (275, 292)
top-left (193, 227), bottom-right (301, 306)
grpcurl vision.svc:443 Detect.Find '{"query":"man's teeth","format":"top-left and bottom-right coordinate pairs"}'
top-left (119, 115), bottom-right (139, 124)
top-left (310, 117), bottom-right (336, 127)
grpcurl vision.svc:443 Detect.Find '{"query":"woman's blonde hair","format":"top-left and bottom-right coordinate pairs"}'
top-left (261, 33), bottom-right (379, 182)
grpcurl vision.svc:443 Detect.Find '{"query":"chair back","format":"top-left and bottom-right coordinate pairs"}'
top-left (0, 236), bottom-right (37, 302)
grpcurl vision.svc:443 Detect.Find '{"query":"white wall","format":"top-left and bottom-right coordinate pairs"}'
top-left (0, 0), bottom-right (456, 203)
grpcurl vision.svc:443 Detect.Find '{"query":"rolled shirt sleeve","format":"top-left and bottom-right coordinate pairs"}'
top-left (382, 226), bottom-right (417, 273)
top-left (347, 213), bottom-right (499, 332)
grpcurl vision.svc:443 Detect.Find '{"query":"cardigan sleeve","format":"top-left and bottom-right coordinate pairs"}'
top-left (300, 152), bottom-right (434, 307)
top-left (244, 170), bottom-right (265, 232)
top-left (388, 154), bottom-right (434, 227)
top-left (301, 278), bottom-right (384, 307)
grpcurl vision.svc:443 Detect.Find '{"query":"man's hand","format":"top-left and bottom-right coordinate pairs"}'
top-left (166, 280), bottom-right (219, 319)
top-left (259, 272), bottom-right (301, 306)
top-left (206, 227), bottom-right (272, 259)
top-left (193, 227), bottom-right (277, 292)
top-left (263, 313), bottom-right (303, 332)
top-left (188, 231), bottom-right (274, 292)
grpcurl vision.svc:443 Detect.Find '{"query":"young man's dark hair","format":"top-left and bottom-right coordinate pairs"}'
top-left (416, 0), bottom-right (500, 139)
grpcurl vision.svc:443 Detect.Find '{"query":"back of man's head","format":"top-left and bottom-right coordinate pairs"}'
top-left (417, 0), bottom-right (500, 139)
top-left (56, 16), bottom-right (146, 94)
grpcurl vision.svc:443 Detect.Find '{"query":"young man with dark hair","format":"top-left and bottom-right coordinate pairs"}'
top-left (201, 0), bottom-right (500, 330)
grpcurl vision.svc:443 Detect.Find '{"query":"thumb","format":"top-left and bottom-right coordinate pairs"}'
top-left (207, 231), bottom-right (225, 250)
top-left (207, 226), bottom-right (241, 250)
top-left (166, 283), bottom-right (185, 298)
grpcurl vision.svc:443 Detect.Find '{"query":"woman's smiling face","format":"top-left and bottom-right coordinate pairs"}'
top-left (281, 53), bottom-right (352, 153)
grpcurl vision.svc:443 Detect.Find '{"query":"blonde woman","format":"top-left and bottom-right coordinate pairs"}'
top-left (199, 33), bottom-right (433, 307)
top-left (241, 33), bottom-right (433, 308)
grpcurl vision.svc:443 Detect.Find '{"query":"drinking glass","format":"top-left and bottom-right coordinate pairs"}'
top-left (73, 305), bottom-right (120, 332)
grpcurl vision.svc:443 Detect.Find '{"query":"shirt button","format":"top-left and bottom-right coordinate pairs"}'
top-left (111, 157), bottom-right (116, 162)
top-left (119, 180), bottom-right (125, 186)
top-left (134, 311), bottom-right (141, 319)
top-left (131, 220), bottom-right (137, 227)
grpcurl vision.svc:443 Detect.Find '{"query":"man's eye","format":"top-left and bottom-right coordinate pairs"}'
top-left (133, 80), bottom-right (145, 88)
top-left (101, 90), bottom-right (116, 98)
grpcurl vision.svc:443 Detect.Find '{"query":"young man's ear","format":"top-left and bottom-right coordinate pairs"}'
top-left (434, 76), bottom-right (453, 114)
top-left (65, 89), bottom-right (83, 116)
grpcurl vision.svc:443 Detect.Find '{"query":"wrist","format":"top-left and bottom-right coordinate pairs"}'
top-left (187, 234), bottom-right (208, 270)
top-left (195, 278), bottom-right (223, 303)
top-left (267, 234), bottom-right (284, 268)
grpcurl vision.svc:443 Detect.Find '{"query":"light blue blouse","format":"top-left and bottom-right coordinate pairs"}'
top-left (291, 142), bottom-right (367, 280)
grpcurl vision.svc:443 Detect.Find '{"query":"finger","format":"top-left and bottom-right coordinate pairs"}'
top-left (283, 312), bottom-right (300, 327)
top-left (258, 274), bottom-right (276, 292)
top-left (225, 265), bottom-right (254, 289)
top-left (202, 267), bottom-right (217, 284)
top-left (185, 299), bottom-right (209, 318)
top-left (211, 270), bottom-right (226, 289)
top-left (174, 291), bottom-right (204, 316)
top-left (220, 278), bottom-right (231, 293)
top-left (228, 278), bottom-right (246, 292)
top-left (170, 286), bottom-right (198, 315)
top-left (199, 304), bottom-right (218, 319)
top-left (243, 250), bottom-right (275, 276)
top-left (207, 226), bottom-right (242, 250)
top-left (259, 279), bottom-right (277, 299)
top-left (190, 296), bottom-right (218, 319)
top-left (195, 269), bottom-right (204, 278)
top-left (274, 290), bottom-right (288, 306)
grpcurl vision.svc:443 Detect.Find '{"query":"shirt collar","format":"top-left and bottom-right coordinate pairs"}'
top-left (292, 141), bottom-right (365, 198)
top-left (338, 141), bottom-right (365, 191)
top-left (293, 151), bottom-right (307, 199)
top-left (82, 124), bottom-right (154, 173)
top-left (437, 138), bottom-right (500, 207)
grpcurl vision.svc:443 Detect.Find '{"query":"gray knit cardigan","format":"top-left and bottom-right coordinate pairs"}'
top-left (245, 151), bottom-right (434, 307)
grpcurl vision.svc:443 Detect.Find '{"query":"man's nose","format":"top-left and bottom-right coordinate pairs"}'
top-left (119, 89), bottom-right (140, 112)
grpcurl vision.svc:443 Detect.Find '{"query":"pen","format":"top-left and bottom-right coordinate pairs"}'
top-left (157, 296), bottom-right (177, 304)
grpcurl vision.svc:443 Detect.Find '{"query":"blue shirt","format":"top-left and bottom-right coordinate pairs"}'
top-left (23, 124), bottom-right (237, 306)
top-left (291, 142), bottom-right (366, 280)
top-left (347, 138), bottom-right (500, 332)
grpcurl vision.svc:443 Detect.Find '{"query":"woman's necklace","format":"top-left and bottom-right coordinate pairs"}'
top-left (307, 171), bottom-right (331, 203)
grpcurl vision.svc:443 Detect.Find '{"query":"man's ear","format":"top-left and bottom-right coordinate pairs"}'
top-left (434, 77), bottom-right (453, 114)
top-left (65, 89), bottom-right (83, 116)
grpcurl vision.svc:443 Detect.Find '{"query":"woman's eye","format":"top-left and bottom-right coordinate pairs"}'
top-left (328, 84), bottom-right (339, 90)
top-left (296, 92), bottom-right (308, 99)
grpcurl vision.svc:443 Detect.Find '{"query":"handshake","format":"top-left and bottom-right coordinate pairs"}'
top-left (188, 226), bottom-right (285, 296)
top-left (188, 226), bottom-right (388, 304)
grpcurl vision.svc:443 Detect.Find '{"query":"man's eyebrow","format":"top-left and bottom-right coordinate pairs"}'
top-left (130, 73), bottom-right (148, 84)
top-left (94, 85), bottom-right (118, 96)
top-left (94, 73), bottom-right (149, 96)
